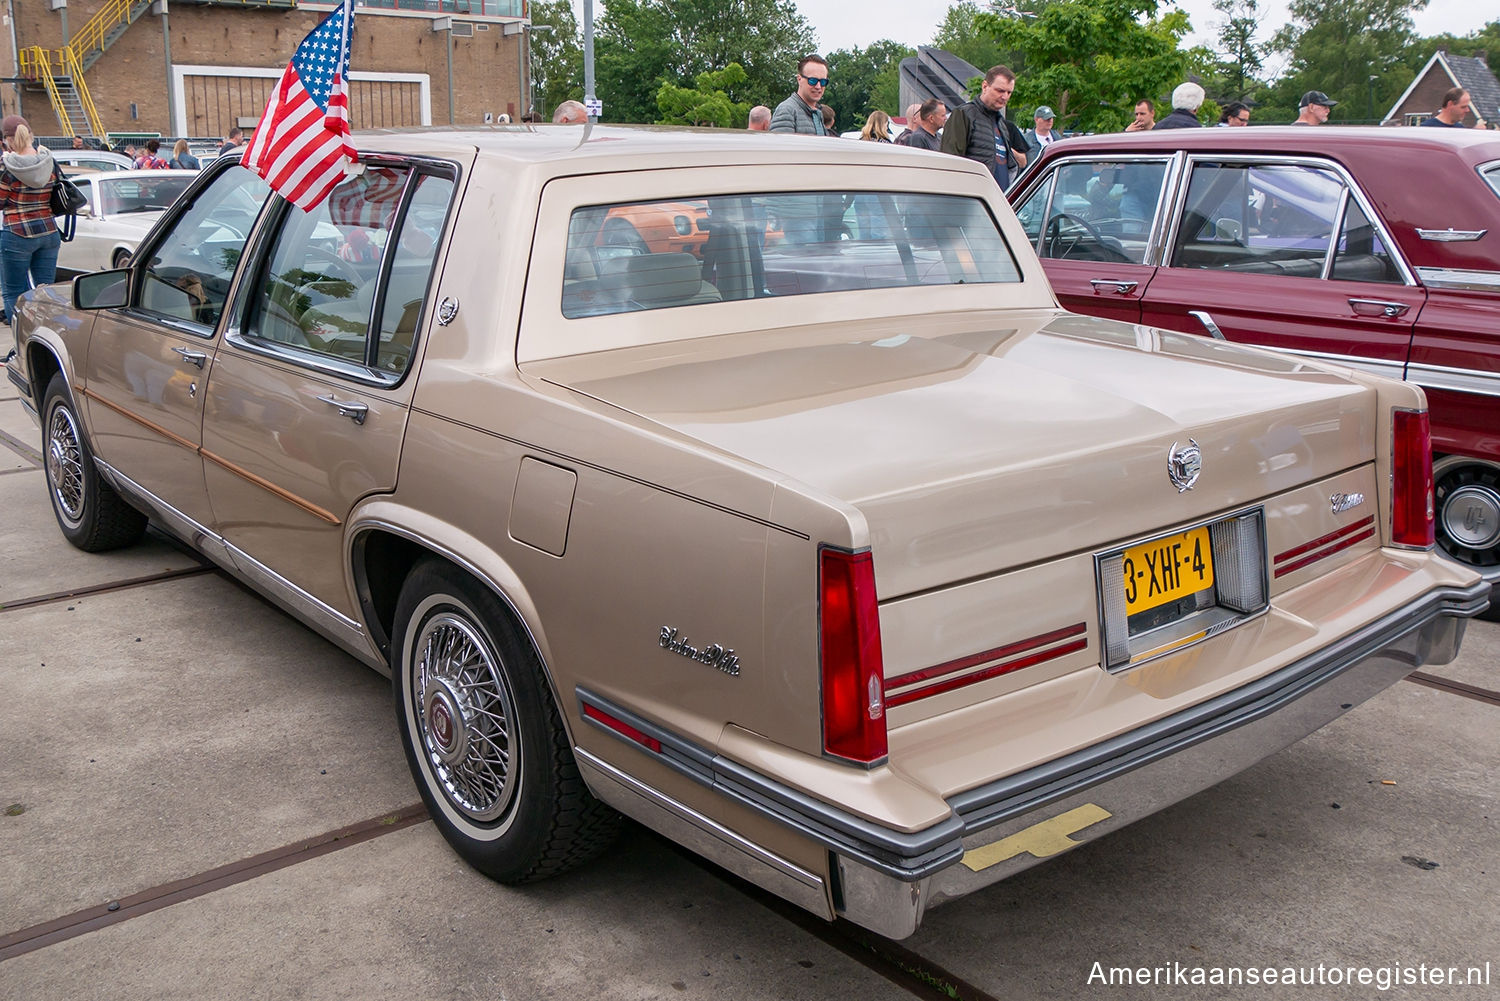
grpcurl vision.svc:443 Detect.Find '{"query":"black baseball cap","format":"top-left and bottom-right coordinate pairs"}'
top-left (1299, 91), bottom-right (1337, 108)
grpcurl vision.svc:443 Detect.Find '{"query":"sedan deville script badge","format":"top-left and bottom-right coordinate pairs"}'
top-left (1331, 491), bottom-right (1366, 515)
top-left (1167, 439), bottom-right (1202, 493)
top-left (660, 627), bottom-right (741, 676)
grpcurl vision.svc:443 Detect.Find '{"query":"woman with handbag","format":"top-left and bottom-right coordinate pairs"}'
top-left (169, 139), bottom-right (201, 170)
top-left (0, 116), bottom-right (61, 325)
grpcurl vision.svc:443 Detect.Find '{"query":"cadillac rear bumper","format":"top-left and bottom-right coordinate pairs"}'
top-left (835, 578), bottom-right (1488, 938)
top-left (575, 578), bottom-right (1486, 940)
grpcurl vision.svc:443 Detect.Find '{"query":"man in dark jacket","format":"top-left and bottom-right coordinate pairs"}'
top-left (902, 99), bottom-right (947, 151)
top-left (1153, 82), bottom-right (1205, 129)
top-left (940, 65), bottom-right (1029, 186)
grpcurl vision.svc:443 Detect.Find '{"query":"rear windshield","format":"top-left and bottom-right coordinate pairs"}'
top-left (562, 191), bottom-right (1021, 319)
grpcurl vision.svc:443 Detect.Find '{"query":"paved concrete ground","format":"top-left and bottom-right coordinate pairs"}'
top-left (2, 382), bottom-right (1496, 999)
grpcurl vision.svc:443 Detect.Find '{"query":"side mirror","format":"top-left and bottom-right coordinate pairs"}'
top-left (74, 269), bottom-right (130, 311)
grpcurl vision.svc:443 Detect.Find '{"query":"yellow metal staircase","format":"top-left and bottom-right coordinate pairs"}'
top-left (19, 0), bottom-right (158, 138)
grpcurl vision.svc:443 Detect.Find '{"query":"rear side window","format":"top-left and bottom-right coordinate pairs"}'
top-left (1014, 159), bottom-right (1170, 264)
top-left (1171, 163), bottom-right (1343, 278)
top-left (561, 191), bottom-right (1020, 319)
top-left (240, 165), bottom-right (454, 378)
top-left (1171, 162), bottom-right (1402, 284)
top-left (1482, 162), bottom-right (1500, 201)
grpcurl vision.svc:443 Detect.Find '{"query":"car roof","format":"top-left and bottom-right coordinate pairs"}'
top-left (353, 123), bottom-right (981, 174)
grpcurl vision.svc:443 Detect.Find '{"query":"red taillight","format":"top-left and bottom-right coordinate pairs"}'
top-left (1392, 408), bottom-right (1434, 548)
top-left (819, 546), bottom-right (887, 765)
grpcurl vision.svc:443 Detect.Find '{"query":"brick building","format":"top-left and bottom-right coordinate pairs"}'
top-left (4, 0), bottom-right (534, 142)
top-left (1382, 50), bottom-right (1499, 129)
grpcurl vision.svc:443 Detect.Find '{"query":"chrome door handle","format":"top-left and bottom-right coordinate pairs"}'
top-left (315, 393), bottom-right (368, 425)
top-left (172, 346), bottom-right (207, 369)
top-left (1348, 298), bottom-right (1410, 318)
top-left (1188, 310), bottom-right (1227, 340)
top-left (1089, 279), bottom-right (1139, 295)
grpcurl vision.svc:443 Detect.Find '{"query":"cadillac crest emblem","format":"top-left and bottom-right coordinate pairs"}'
top-left (1168, 439), bottom-right (1202, 493)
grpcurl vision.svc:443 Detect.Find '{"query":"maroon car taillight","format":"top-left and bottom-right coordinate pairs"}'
top-left (1391, 408), bottom-right (1434, 548)
top-left (819, 545), bottom-right (887, 765)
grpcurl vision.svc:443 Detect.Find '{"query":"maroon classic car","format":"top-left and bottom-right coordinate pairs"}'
top-left (1009, 127), bottom-right (1500, 590)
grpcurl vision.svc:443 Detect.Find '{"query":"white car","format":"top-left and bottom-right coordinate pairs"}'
top-left (58, 169), bottom-right (199, 274)
top-left (54, 149), bottom-right (136, 173)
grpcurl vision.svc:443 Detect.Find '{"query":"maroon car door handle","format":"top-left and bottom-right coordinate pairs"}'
top-left (1347, 298), bottom-right (1410, 319)
top-left (1089, 279), bottom-right (1139, 295)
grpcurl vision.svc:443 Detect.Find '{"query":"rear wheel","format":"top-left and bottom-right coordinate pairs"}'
top-left (112, 249), bottom-right (132, 269)
top-left (42, 374), bottom-right (148, 552)
top-left (391, 559), bottom-right (619, 882)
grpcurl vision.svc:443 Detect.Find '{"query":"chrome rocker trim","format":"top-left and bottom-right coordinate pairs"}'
top-left (580, 579), bottom-right (1486, 939)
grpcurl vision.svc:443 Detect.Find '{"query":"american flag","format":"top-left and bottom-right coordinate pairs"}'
top-left (242, 0), bottom-right (357, 211)
top-left (327, 166), bottom-right (406, 231)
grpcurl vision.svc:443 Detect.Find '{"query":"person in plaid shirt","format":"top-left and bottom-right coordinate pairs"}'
top-left (0, 116), bottom-right (60, 325)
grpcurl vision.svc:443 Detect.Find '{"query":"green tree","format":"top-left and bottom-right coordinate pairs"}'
top-left (823, 40), bottom-right (914, 131)
top-left (1268, 0), bottom-right (1428, 123)
top-left (932, 2), bottom-right (1008, 75)
top-left (975, 0), bottom-right (1201, 133)
top-left (657, 63), bottom-right (751, 127)
top-left (596, 0), bottom-right (817, 124)
top-left (1211, 0), bottom-right (1265, 99)
top-left (529, 0), bottom-right (583, 120)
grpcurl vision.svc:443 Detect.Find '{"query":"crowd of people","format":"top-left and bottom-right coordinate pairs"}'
top-left (535, 53), bottom-right (1477, 188)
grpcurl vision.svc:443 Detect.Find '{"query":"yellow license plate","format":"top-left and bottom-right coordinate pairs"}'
top-left (1123, 526), bottom-right (1215, 618)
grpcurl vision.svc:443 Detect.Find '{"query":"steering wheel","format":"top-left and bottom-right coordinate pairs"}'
top-left (1044, 213), bottom-right (1132, 263)
top-left (302, 244), bottom-right (364, 285)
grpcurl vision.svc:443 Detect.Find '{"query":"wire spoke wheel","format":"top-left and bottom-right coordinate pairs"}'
top-left (46, 403), bottom-right (87, 526)
top-left (411, 611), bottom-right (520, 823)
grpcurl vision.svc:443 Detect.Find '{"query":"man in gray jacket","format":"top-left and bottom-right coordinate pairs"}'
top-left (770, 55), bottom-right (829, 135)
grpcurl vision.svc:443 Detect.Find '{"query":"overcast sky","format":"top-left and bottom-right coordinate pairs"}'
top-left (787, 0), bottom-right (1490, 63)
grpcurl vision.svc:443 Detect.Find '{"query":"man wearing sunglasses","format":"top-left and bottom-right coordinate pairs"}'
top-left (771, 55), bottom-right (830, 135)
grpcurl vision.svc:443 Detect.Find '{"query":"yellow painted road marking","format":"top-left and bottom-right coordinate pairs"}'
top-left (960, 803), bottom-right (1112, 872)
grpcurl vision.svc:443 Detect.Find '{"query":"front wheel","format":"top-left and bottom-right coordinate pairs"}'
top-left (112, 249), bottom-right (132, 269)
top-left (391, 559), bottom-right (619, 882)
top-left (42, 374), bottom-right (148, 552)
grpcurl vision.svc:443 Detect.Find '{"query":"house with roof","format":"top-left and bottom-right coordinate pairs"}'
top-left (1383, 50), bottom-right (1500, 128)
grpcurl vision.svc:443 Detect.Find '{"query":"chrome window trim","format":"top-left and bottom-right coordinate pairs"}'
top-left (1479, 160), bottom-right (1500, 201)
top-left (1416, 266), bottom-right (1500, 291)
top-left (223, 327), bottom-right (403, 389)
top-left (1161, 154), bottom-right (1416, 286)
top-left (1321, 186), bottom-right (1351, 280)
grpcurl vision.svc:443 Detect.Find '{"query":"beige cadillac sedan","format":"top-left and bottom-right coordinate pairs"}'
top-left (4, 127), bottom-right (1487, 938)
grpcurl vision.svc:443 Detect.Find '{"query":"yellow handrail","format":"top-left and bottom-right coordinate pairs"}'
top-left (67, 0), bottom-right (142, 64)
top-left (62, 48), bottom-right (106, 138)
top-left (21, 48), bottom-right (70, 137)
